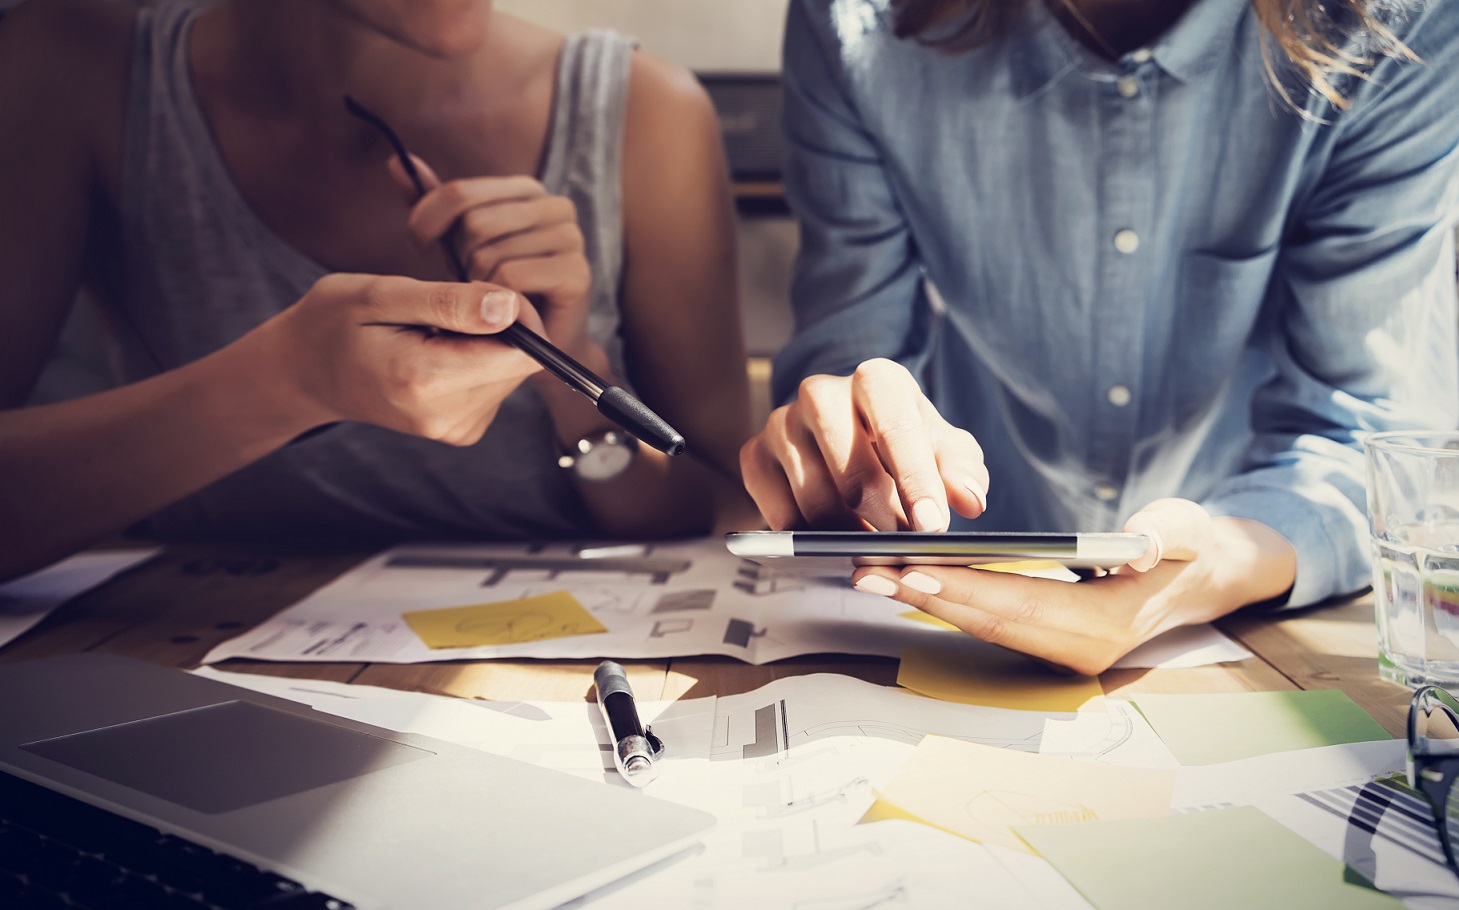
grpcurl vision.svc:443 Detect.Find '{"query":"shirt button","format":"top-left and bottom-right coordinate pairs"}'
top-left (1129, 48), bottom-right (1152, 64)
top-left (1113, 229), bottom-right (1140, 254)
top-left (1118, 76), bottom-right (1140, 98)
top-left (1106, 385), bottom-right (1132, 407)
top-left (1094, 483), bottom-right (1120, 502)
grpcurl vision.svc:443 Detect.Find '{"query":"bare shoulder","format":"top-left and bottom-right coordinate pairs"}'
top-left (0, 0), bottom-right (136, 165)
top-left (0, 0), bottom-right (136, 94)
top-left (621, 49), bottom-right (724, 204)
top-left (625, 50), bottom-right (718, 136)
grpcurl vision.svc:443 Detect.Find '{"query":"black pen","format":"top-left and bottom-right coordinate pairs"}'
top-left (594, 660), bottom-right (663, 787)
top-left (343, 95), bottom-right (686, 456)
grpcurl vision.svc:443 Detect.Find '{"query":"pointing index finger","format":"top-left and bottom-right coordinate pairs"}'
top-left (850, 360), bottom-right (948, 532)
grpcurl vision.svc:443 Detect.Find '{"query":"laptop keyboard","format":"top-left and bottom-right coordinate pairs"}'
top-left (0, 770), bottom-right (355, 909)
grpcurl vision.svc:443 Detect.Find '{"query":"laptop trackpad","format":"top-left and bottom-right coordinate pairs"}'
top-left (22, 700), bottom-right (431, 814)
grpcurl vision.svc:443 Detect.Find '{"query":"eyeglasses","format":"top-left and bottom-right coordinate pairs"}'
top-left (1407, 685), bottom-right (1459, 874)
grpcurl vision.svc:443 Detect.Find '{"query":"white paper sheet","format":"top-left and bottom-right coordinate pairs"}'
top-left (202, 539), bottom-right (1251, 669)
top-left (0, 549), bottom-right (160, 649)
top-left (1039, 700), bottom-right (1181, 769)
top-left (195, 668), bottom-right (1095, 909)
top-left (1111, 623), bottom-right (1252, 669)
top-left (198, 668), bottom-right (1459, 909)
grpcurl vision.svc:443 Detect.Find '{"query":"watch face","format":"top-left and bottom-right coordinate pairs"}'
top-left (570, 434), bottom-right (637, 481)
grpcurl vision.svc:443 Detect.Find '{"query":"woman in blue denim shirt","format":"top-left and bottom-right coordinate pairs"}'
top-left (741, 0), bottom-right (1459, 673)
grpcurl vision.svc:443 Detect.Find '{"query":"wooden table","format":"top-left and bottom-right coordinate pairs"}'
top-left (0, 540), bottom-right (1416, 737)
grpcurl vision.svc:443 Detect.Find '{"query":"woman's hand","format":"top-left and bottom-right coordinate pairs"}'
top-left (390, 156), bottom-right (594, 357)
top-left (740, 358), bottom-right (989, 532)
top-left (848, 499), bottom-right (1299, 675)
top-left (241, 272), bottom-right (543, 445)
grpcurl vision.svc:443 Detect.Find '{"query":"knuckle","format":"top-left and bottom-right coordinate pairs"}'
top-left (894, 468), bottom-right (941, 502)
top-left (873, 412), bottom-right (926, 444)
top-left (949, 427), bottom-right (983, 459)
top-left (854, 357), bottom-right (908, 385)
top-left (438, 182), bottom-right (470, 210)
top-left (469, 247), bottom-right (499, 280)
top-left (556, 222), bottom-right (586, 250)
top-left (547, 195), bottom-right (577, 222)
top-left (798, 373), bottom-right (835, 402)
top-left (1010, 593), bottom-right (1043, 625)
top-left (739, 439), bottom-right (762, 476)
top-left (428, 285), bottom-right (462, 328)
top-left (493, 260), bottom-right (523, 288)
top-left (461, 207), bottom-right (493, 240)
top-left (965, 613), bottom-right (1009, 647)
top-left (359, 277), bottom-right (394, 314)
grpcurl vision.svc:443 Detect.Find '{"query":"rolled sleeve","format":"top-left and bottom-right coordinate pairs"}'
top-left (772, 0), bottom-right (932, 405)
top-left (1203, 7), bottom-right (1459, 607)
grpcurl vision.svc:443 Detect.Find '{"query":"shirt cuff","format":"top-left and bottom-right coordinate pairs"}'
top-left (1202, 484), bottom-right (1371, 610)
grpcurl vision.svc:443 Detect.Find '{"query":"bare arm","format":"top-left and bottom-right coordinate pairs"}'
top-left (1, 271), bottom-right (552, 581)
top-left (0, 0), bottom-right (131, 407)
top-left (534, 52), bottom-right (758, 537)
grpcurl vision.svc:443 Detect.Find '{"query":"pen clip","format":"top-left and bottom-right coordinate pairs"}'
top-left (644, 725), bottom-right (665, 760)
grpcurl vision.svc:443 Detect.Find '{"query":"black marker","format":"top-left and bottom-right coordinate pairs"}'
top-left (343, 95), bottom-right (685, 456)
top-left (594, 660), bottom-right (663, 787)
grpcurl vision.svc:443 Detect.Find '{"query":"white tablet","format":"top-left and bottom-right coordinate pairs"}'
top-left (724, 530), bottom-right (1150, 570)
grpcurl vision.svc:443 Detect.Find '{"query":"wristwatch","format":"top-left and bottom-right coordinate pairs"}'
top-left (558, 430), bottom-right (640, 482)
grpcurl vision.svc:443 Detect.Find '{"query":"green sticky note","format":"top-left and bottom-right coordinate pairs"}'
top-left (1131, 689), bottom-right (1391, 765)
top-left (1018, 806), bottom-right (1400, 910)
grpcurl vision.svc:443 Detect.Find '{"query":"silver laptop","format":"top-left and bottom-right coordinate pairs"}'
top-left (0, 653), bottom-right (714, 909)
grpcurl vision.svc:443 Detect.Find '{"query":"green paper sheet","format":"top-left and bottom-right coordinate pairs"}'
top-left (1131, 689), bottom-right (1391, 765)
top-left (1018, 806), bottom-right (1400, 910)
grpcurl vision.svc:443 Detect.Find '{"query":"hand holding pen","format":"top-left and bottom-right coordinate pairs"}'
top-left (345, 97), bottom-right (685, 456)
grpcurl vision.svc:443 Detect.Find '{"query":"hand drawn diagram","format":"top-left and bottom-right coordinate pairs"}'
top-left (451, 608), bottom-right (590, 645)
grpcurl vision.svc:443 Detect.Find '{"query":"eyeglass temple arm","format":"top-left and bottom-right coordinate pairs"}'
top-left (1411, 685), bottom-right (1459, 756)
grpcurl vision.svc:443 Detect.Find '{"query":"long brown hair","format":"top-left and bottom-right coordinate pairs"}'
top-left (890, 0), bottom-right (1416, 109)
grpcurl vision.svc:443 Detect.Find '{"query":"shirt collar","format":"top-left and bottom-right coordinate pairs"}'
top-left (1008, 0), bottom-right (1249, 99)
top-left (1149, 0), bottom-right (1250, 84)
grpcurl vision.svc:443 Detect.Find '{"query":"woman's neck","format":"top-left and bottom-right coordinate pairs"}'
top-left (191, 0), bottom-right (490, 126)
top-left (1053, 0), bottom-right (1198, 58)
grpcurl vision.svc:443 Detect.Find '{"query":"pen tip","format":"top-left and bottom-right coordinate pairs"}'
top-left (597, 386), bottom-right (686, 456)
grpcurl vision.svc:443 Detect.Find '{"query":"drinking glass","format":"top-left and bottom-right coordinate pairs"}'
top-left (1366, 431), bottom-right (1459, 688)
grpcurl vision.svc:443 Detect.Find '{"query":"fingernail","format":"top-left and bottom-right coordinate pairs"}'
top-left (1146, 531), bottom-right (1164, 567)
top-left (480, 290), bottom-right (515, 326)
top-left (854, 575), bottom-right (899, 597)
top-left (901, 572), bottom-right (942, 595)
top-left (911, 499), bottom-right (945, 532)
top-left (963, 480), bottom-right (987, 513)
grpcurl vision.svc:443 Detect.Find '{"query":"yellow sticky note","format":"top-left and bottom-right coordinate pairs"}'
top-left (857, 799), bottom-right (925, 826)
top-left (969, 560), bottom-right (1075, 578)
top-left (898, 644), bottom-right (1104, 713)
top-left (403, 591), bottom-right (606, 648)
top-left (898, 610), bottom-right (961, 631)
top-left (876, 735), bottom-right (1175, 852)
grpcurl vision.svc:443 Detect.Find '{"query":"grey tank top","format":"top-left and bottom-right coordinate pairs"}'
top-left (115, 2), bottom-right (635, 542)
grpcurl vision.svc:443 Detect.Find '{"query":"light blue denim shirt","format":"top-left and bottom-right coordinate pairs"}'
top-left (775, 0), bottom-right (1459, 607)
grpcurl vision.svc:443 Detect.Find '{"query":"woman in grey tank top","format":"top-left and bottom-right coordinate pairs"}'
top-left (0, 0), bottom-right (756, 580)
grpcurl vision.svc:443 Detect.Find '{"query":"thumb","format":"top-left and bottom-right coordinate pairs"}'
top-left (1120, 498), bottom-right (1211, 572)
top-left (386, 152), bottom-right (442, 202)
top-left (364, 276), bottom-right (523, 335)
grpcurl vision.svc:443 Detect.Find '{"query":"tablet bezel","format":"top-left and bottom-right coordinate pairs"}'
top-left (724, 530), bottom-right (1151, 570)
